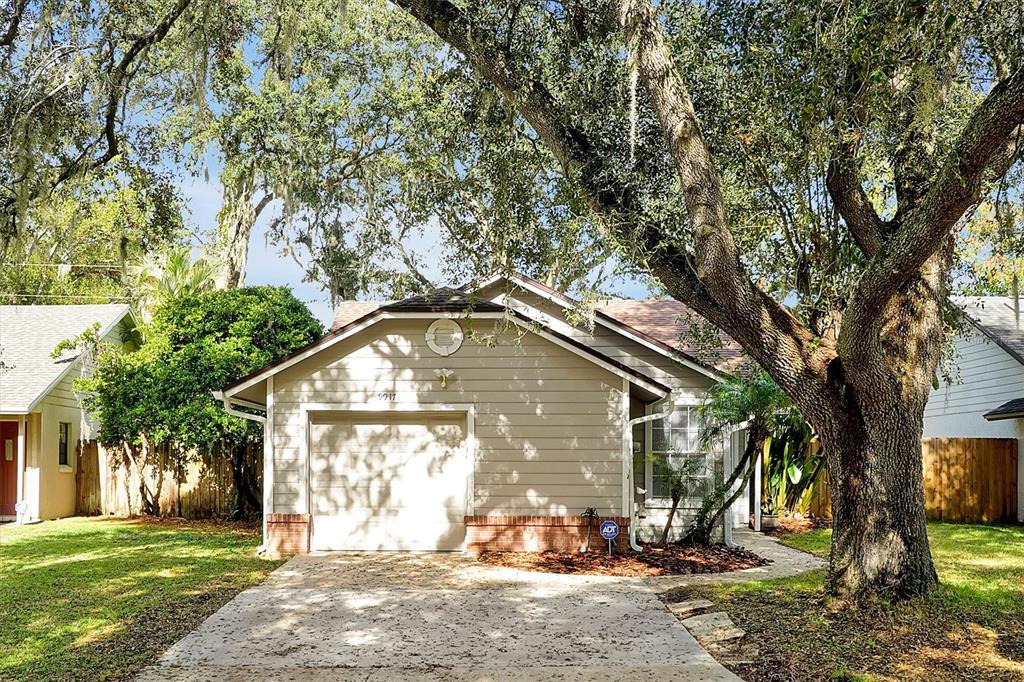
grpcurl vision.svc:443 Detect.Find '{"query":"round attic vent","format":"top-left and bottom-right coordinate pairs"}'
top-left (426, 319), bottom-right (464, 356)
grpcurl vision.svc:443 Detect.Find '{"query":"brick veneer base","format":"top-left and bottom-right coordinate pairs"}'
top-left (464, 515), bottom-right (631, 554)
top-left (266, 513), bottom-right (310, 556)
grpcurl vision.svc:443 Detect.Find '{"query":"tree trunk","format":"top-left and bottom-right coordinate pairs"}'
top-left (218, 163), bottom-right (272, 290)
top-left (657, 494), bottom-right (681, 548)
top-left (817, 403), bottom-right (937, 601)
top-left (229, 443), bottom-right (262, 520)
top-left (683, 424), bottom-right (765, 546)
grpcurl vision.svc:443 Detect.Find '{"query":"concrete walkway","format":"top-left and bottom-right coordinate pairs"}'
top-left (647, 529), bottom-right (825, 594)
top-left (137, 553), bottom-right (741, 682)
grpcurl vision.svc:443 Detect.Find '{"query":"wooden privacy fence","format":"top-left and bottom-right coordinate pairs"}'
top-left (805, 437), bottom-right (1018, 523)
top-left (923, 438), bottom-right (1017, 523)
top-left (76, 439), bottom-right (260, 519)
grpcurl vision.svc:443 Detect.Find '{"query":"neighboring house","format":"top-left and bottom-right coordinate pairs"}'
top-left (0, 304), bottom-right (134, 522)
top-left (218, 272), bottom-right (750, 555)
top-left (924, 296), bottom-right (1024, 522)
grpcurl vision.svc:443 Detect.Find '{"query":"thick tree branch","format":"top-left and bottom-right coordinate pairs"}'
top-left (854, 68), bottom-right (1024, 315)
top-left (826, 141), bottom-right (887, 256)
top-left (616, 0), bottom-right (735, 291)
top-left (0, 0), bottom-right (29, 50)
top-left (3, 0), bottom-right (193, 222)
top-left (393, 0), bottom-right (841, 414)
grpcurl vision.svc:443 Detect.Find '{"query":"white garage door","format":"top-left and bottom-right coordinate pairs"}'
top-left (308, 411), bottom-right (468, 551)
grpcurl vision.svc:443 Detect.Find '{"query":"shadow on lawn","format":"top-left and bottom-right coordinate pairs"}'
top-left (667, 522), bottom-right (1024, 681)
top-left (0, 518), bottom-right (281, 682)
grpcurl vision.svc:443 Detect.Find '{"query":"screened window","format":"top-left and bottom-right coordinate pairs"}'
top-left (649, 405), bottom-right (708, 499)
top-left (58, 422), bottom-right (70, 467)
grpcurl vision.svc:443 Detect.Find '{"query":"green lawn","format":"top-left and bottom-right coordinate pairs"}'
top-left (664, 521), bottom-right (1024, 681)
top-left (0, 517), bottom-right (283, 682)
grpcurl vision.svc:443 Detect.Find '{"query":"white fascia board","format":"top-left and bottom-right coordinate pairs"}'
top-left (482, 274), bottom-right (725, 383)
top-left (222, 311), bottom-right (507, 398)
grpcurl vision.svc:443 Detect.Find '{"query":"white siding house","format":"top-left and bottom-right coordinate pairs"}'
top-left (923, 297), bottom-right (1024, 521)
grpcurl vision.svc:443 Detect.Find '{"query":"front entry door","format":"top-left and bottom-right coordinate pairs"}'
top-left (0, 421), bottom-right (18, 516)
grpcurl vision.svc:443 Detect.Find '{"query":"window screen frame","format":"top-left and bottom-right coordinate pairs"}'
top-left (643, 398), bottom-right (712, 503)
top-left (58, 421), bottom-right (71, 467)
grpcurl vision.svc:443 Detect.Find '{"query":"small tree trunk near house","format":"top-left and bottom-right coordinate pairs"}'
top-left (657, 489), bottom-right (682, 548)
top-left (229, 443), bottom-right (262, 520)
top-left (683, 423), bottom-right (767, 546)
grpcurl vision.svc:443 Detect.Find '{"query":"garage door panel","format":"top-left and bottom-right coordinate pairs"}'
top-left (311, 498), bottom-right (467, 518)
top-left (310, 483), bottom-right (468, 513)
top-left (310, 451), bottom-right (461, 474)
top-left (308, 411), bottom-right (467, 551)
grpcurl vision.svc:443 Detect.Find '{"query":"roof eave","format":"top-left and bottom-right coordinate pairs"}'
top-left (983, 410), bottom-right (1024, 421)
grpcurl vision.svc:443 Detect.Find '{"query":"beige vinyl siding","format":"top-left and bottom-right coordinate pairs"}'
top-left (36, 377), bottom-right (83, 519)
top-left (475, 286), bottom-right (738, 537)
top-left (272, 319), bottom-right (626, 517)
top-left (32, 322), bottom-right (125, 519)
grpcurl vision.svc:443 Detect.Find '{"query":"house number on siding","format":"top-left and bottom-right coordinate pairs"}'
top-left (378, 392), bottom-right (397, 401)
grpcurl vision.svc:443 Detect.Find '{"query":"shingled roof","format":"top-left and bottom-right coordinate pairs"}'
top-left (332, 279), bottom-right (747, 377)
top-left (0, 304), bottom-right (132, 413)
top-left (332, 289), bottom-right (504, 329)
top-left (952, 296), bottom-right (1024, 366)
top-left (594, 299), bottom-right (747, 375)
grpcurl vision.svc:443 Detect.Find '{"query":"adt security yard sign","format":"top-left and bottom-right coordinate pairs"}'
top-left (599, 520), bottom-right (619, 539)
top-left (599, 520), bottom-right (619, 555)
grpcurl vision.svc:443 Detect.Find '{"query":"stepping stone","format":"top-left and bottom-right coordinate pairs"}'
top-left (667, 599), bottom-right (713, 619)
top-left (681, 612), bottom-right (745, 644)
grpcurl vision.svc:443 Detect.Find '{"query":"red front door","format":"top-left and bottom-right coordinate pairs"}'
top-left (0, 421), bottom-right (18, 516)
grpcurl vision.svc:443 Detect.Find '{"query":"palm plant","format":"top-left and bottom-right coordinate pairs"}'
top-left (651, 453), bottom-right (706, 547)
top-left (129, 247), bottom-right (217, 319)
top-left (680, 372), bottom-right (797, 544)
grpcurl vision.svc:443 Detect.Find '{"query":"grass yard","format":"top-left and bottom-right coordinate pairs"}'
top-left (666, 522), bottom-right (1024, 681)
top-left (0, 516), bottom-right (283, 682)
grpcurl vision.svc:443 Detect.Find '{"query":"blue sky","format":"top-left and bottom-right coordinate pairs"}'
top-left (180, 176), bottom-right (657, 327)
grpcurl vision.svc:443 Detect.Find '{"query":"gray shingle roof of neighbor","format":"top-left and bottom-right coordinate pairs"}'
top-left (951, 296), bottom-right (1024, 366)
top-left (0, 304), bottom-right (132, 413)
top-left (984, 396), bottom-right (1024, 421)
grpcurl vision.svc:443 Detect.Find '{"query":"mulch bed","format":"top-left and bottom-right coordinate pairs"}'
top-left (761, 514), bottom-right (832, 537)
top-left (478, 543), bottom-right (769, 577)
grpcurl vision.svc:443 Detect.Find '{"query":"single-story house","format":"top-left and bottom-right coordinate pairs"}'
top-left (924, 296), bottom-right (1024, 522)
top-left (218, 272), bottom-right (751, 555)
top-left (0, 304), bottom-right (134, 522)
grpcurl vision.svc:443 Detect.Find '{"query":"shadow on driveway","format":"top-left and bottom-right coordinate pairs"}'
top-left (137, 553), bottom-right (740, 681)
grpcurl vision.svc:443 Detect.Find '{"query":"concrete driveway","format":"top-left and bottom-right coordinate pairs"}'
top-left (138, 553), bottom-right (741, 681)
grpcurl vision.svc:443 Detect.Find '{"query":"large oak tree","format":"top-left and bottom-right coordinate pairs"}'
top-left (391, 0), bottom-right (1024, 601)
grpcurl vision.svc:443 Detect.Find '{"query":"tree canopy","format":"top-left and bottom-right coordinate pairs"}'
top-left (386, 0), bottom-right (1024, 601)
top-left (77, 286), bottom-right (323, 516)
